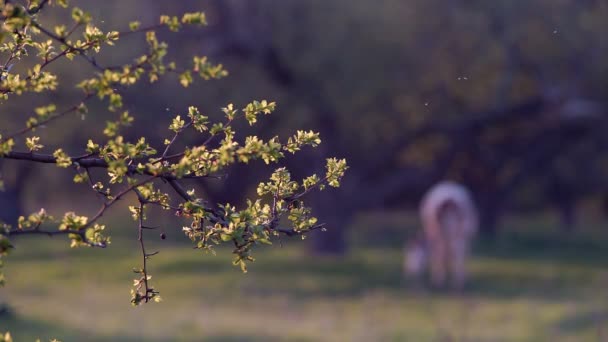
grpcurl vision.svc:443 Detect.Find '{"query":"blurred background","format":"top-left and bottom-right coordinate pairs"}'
top-left (1, 0), bottom-right (608, 340)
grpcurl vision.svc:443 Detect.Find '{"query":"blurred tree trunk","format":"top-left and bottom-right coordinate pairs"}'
top-left (556, 196), bottom-right (577, 232)
top-left (602, 194), bottom-right (608, 218)
top-left (0, 187), bottom-right (22, 224)
top-left (0, 163), bottom-right (30, 225)
top-left (479, 199), bottom-right (501, 237)
top-left (466, 157), bottom-right (503, 237)
top-left (309, 190), bottom-right (349, 255)
top-left (0, 164), bottom-right (29, 317)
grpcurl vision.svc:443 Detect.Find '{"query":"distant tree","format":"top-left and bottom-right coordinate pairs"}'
top-left (0, 0), bottom-right (347, 309)
top-left (201, 0), bottom-right (607, 248)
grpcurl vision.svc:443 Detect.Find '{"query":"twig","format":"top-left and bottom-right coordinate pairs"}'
top-left (161, 122), bottom-right (192, 159)
top-left (81, 175), bottom-right (158, 231)
top-left (7, 227), bottom-right (105, 248)
top-left (0, 94), bottom-right (94, 143)
top-left (276, 224), bottom-right (326, 237)
top-left (8, 227), bottom-right (83, 237)
top-left (136, 200), bottom-right (152, 303)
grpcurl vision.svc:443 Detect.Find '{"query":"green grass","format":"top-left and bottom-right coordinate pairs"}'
top-left (1, 216), bottom-right (608, 341)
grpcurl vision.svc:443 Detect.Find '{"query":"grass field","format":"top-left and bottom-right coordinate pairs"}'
top-left (1, 214), bottom-right (608, 341)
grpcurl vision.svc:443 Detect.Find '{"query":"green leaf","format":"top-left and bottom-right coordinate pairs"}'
top-left (25, 136), bottom-right (43, 152)
top-left (181, 12), bottom-right (207, 26)
top-left (179, 71), bottom-right (193, 87)
top-left (169, 115), bottom-right (185, 132)
top-left (53, 149), bottom-right (72, 168)
top-left (242, 100), bottom-right (276, 125)
top-left (129, 21), bottom-right (141, 31)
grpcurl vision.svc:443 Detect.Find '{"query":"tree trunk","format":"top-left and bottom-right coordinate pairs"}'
top-left (478, 199), bottom-right (501, 237)
top-left (556, 197), bottom-right (577, 232)
top-left (309, 190), bottom-right (350, 255)
top-left (0, 163), bottom-right (30, 311)
top-left (310, 214), bottom-right (348, 255)
top-left (0, 163), bottom-right (30, 225)
top-left (0, 187), bottom-right (22, 224)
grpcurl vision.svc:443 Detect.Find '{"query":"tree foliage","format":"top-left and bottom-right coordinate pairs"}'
top-left (0, 0), bottom-right (346, 306)
top-left (205, 0), bottom-right (606, 242)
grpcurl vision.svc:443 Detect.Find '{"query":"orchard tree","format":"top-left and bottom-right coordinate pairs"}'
top-left (0, 0), bottom-right (347, 310)
top-left (200, 0), bottom-right (607, 247)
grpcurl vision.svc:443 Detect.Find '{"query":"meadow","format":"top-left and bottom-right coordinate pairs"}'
top-left (1, 213), bottom-right (607, 341)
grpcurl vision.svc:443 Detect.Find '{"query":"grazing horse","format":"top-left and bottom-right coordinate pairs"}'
top-left (405, 181), bottom-right (478, 289)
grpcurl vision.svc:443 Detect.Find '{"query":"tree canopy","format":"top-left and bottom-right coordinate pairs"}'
top-left (195, 0), bottom-right (607, 246)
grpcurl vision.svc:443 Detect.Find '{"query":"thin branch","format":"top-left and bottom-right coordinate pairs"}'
top-left (276, 224), bottom-right (325, 237)
top-left (7, 227), bottom-right (81, 237)
top-left (136, 200), bottom-right (153, 303)
top-left (157, 115), bottom-right (238, 163)
top-left (285, 176), bottom-right (330, 202)
top-left (64, 21), bottom-right (81, 39)
top-left (82, 167), bottom-right (110, 200)
top-left (82, 175), bottom-right (158, 231)
top-left (31, 20), bottom-right (170, 73)
top-left (2, 151), bottom-right (107, 167)
top-left (166, 178), bottom-right (194, 201)
top-left (161, 122), bottom-right (192, 159)
top-left (0, 151), bottom-right (198, 180)
top-left (0, 93), bottom-right (94, 143)
top-left (7, 226), bottom-right (105, 248)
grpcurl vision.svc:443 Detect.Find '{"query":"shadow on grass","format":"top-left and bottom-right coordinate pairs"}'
top-left (151, 245), bottom-right (602, 302)
top-left (1, 311), bottom-right (293, 342)
top-left (0, 314), bottom-right (139, 342)
top-left (6, 223), bottom-right (608, 302)
top-left (202, 335), bottom-right (295, 342)
top-left (473, 230), bottom-right (608, 268)
top-left (556, 309), bottom-right (608, 334)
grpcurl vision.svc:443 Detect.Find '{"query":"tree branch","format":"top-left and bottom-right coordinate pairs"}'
top-left (0, 151), bottom-right (214, 180)
top-left (82, 175), bottom-right (158, 231)
top-left (7, 228), bottom-right (82, 237)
